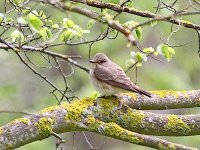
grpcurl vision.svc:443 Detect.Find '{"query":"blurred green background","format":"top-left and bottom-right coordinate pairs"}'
top-left (0, 0), bottom-right (200, 149)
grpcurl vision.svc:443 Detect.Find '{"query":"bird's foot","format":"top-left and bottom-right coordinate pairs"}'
top-left (97, 95), bottom-right (117, 99)
top-left (111, 99), bottom-right (123, 113)
top-left (97, 95), bottom-right (106, 99)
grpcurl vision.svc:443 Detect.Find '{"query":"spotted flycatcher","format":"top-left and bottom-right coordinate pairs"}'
top-left (89, 53), bottom-right (151, 97)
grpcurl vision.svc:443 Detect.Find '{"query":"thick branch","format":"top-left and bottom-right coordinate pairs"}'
top-left (1, 90), bottom-right (200, 149)
top-left (121, 90), bottom-right (200, 110)
top-left (0, 93), bottom-right (198, 150)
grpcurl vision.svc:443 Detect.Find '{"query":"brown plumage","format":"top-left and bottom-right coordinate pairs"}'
top-left (89, 53), bottom-right (151, 97)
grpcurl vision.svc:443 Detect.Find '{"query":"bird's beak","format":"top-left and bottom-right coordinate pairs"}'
top-left (89, 59), bottom-right (96, 63)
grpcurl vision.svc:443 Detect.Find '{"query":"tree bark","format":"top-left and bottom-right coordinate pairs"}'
top-left (0, 90), bottom-right (200, 150)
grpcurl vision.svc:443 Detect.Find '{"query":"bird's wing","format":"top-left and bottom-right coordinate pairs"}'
top-left (94, 64), bottom-right (137, 92)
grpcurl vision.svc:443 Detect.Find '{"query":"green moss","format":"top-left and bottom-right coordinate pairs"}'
top-left (158, 143), bottom-right (176, 150)
top-left (164, 115), bottom-right (191, 134)
top-left (35, 117), bottom-right (54, 136)
top-left (63, 98), bottom-right (94, 122)
top-left (40, 105), bottom-right (59, 113)
top-left (122, 109), bottom-right (145, 128)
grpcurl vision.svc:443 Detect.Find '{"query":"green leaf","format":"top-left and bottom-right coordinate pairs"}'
top-left (6, 18), bottom-right (13, 23)
top-left (60, 30), bottom-right (74, 41)
top-left (136, 62), bottom-right (142, 67)
top-left (130, 51), bottom-right (136, 57)
top-left (11, 30), bottom-right (25, 42)
top-left (17, 17), bottom-right (27, 24)
top-left (22, 8), bottom-right (31, 15)
top-left (161, 44), bottom-right (170, 60)
top-left (135, 27), bottom-right (142, 39)
top-left (39, 10), bottom-right (46, 19)
top-left (52, 24), bottom-right (59, 29)
top-left (28, 13), bottom-right (43, 31)
top-left (124, 21), bottom-right (138, 29)
top-left (87, 19), bottom-right (96, 29)
top-left (73, 25), bottom-right (83, 38)
top-left (0, 13), bottom-right (4, 23)
top-left (143, 47), bottom-right (155, 54)
top-left (39, 27), bottom-right (52, 40)
top-left (154, 51), bottom-right (159, 56)
top-left (63, 18), bottom-right (75, 28)
top-left (12, 0), bottom-right (24, 5)
top-left (82, 30), bottom-right (90, 34)
top-left (168, 47), bottom-right (175, 54)
top-left (136, 52), bottom-right (147, 62)
top-left (126, 58), bottom-right (136, 67)
top-left (157, 44), bottom-right (175, 61)
top-left (150, 20), bottom-right (157, 27)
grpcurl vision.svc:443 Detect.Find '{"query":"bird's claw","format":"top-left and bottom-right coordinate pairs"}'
top-left (111, 100), bottom-right (123, 113)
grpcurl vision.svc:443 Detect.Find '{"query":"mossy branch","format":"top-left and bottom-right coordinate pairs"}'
top-left (1, 90), bottom-right (200, 149)
top-left (122, 90), bottom-right (200, 110)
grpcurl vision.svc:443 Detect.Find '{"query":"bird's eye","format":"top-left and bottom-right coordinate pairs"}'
top-left (99, 60), bottom-right (106, 64)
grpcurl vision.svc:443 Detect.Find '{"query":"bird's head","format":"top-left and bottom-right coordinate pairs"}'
top-left (89, 53), bottom-right (110, 68)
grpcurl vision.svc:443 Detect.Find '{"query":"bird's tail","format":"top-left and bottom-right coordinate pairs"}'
top-left (131, 84), bottom-right (152, 97)
top-left (135, 88), bottom-right (152, 97)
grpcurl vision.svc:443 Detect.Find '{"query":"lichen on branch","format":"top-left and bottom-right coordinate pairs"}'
top-left (0, 90), bottom-right (200, 149)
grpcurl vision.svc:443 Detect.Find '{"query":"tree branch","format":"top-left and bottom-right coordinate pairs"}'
top-left (121, 90), bottom-right (200, 110)
top-left (72, 0), bottom-right (200, 30)
top-left (0, 90), bottom-right (200, 149)
top-left (43, 0), bottom-right (138, 46)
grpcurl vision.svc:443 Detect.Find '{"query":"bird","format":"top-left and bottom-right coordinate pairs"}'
top-left (89, 53), bottom-right (151, 98)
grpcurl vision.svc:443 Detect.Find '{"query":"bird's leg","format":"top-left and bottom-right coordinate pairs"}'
top-left (110, 96), bottom-right (123, 113)
top-left (111, 100), bottom-right (123, 113)
top-left (98, 94), bottom-right (117, 99)
top-left (97, 95), bottom-right (106, 98)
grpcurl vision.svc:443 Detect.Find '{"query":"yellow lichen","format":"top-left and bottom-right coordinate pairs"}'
top-left (122, 109), bottom-right (145, 128)
top-left (104, 122), bottom-right (142, 144)
top-left (86, 115), bottom-right (142, 144)
top-left (0, 127), bottom-right (3, 135)
top-left (87, 115), bottom-right (102, 131)
top-left (152, 90), bottom-right (179, 98)
top-left (17, 118), bottom-right (30, 125)
top-left (40, 105), bottom-right (59, 113)
top-left (63, 98), bottom-right (94, 122)
top-left (164, 115), bottom-right (191, 134)
top-left (180, 20), bottom-right (192, 24)
top-left (180, 90), bottom-right (189, 98)
top-left (6, 143), bottom-right (13, 149)
top-left (123, 92), bottom-right (137, 100)
top-left (98, 97), bottom-right (118, 115)
top-left (35, 117), bottom-right (54, 136)
top-left (8, 117), bottom-right (30, 125)
top-left (158, 143), bottom-right (176, 150)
